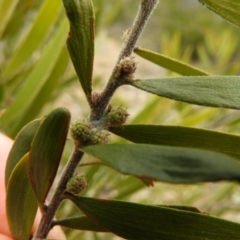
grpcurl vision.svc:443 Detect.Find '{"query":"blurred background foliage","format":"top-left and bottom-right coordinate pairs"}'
top-left (1, 0), bottom-right (240, 239)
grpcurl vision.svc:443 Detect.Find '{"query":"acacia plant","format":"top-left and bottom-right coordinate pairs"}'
top-left (5, 0), bottom-right (240, 239)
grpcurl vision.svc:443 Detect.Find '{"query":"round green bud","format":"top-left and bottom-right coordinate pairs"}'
top-left (70, 119), bottom-right (91, 146)
top-left (107, 107), bottom-right (129, 127)
top-left (88, 128), bottom-right (109, 145)
top-left (66, 175), bottom-right (87, 195)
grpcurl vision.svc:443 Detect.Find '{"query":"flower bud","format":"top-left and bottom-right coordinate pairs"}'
top-left (70, 119), bottom-right (91, 146)
top-left (115, 56), bottom-right (137, 79)
top-left (121, 57), bottom-right (136, 74)
top-left (88, 128), bottom-right (109, 145)
top-left (66, 175), bottom-right (87, 195)
top-left (107, 107), bottom-right (129, 127)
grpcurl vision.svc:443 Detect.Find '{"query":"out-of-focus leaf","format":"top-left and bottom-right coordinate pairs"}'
top-left (11, 47), bottom-right (69, 134)
top-left (1, 18), bottom-right (68, 137)
top-left (63, 0), bottom-right (94, 99)
top-left (92, 0), bottom-right (122, 32)
top-left (198, 0), bottom-right (240, 28)
top-left (92, 0), bottom-right (105, 32)
top-left (29, 107), bottom-right (70, 208)
top-left (181, 108), bottom-right (217, 127)
top-left (134, 47), bottom-right (209, 76)
top-left (112, 176), bottom-right (145, 200)
top-left (110, 125), bottom-right (240, 160)
top-left (67, 196), bottom-right (240, 240)
top-left (0, 83), bottom-right (4, 102)
top-left (128, 76), bottom-right (240, 110)
top-left (130, 96), bottom-right (163, 124)
top-left (83, 144), bottom-right (240, 184)
top-left (0, 0), bottom-right (19, 38)
top-left (53, 216), bottom-right (108, 232)
top-left (2, 0), bottom-right (63, 77)
top-left (6, 154), bottom-right (38, 240)
top-left (102, 0), bottom-right (122, 26)
top-left (5, 119), bottom-right (41, 187)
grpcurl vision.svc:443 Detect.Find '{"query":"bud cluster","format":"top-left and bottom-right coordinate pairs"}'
top-left (70, 119), bottom-right (109, 147)
top-left (115, 56), bottom-right (137, 79)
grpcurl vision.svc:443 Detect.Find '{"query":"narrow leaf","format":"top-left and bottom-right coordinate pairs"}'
top-left (63, 0), bottom-right (94, 98)
top-left (198, 0), bottom-right (240, 28)
top-left (5, 119), bottom-right (41, 187)
top-left (83, 144), bottom-right (240, 184)
top-left (110, 125), bottom-right (240, 160)
top-left (29, 107), bottom-right (70, 208)
top-left (160, 205), bottom-right (201, 213)
top-left (68, 196), bottom-right (240, 240)
top-left (134, 47), bottom-right (209, 76)
top-left (10, 47), bottom-right (69, 135)
top-left (2, 0), bottom-right (63, 77)
top-left (128, 76), bottom-right (240, 109)
top-left (0, 83), bottom-right (4, 102)
top-left (7, 154), bottom-right (38, 240)
top-left (1, 18), bottom-right (68, 137)
top-left (0, 0), bottom-right (19, 38)
top-left (54, 216), bottom-right (107, 232)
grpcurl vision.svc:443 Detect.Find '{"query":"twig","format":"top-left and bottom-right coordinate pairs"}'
top-left (33, 0), bottom-right (159, 238)
top-left (90, 0), bottom-right (159, 122)
top-left (33, 147), bottom-right (84, 239)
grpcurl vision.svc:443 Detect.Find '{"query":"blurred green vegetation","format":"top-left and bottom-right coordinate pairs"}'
top-left (1, 0), bottom-right (240, 239)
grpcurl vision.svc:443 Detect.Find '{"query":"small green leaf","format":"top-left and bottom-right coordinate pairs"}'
top-left (29, 107), bottom-right (70, 208)
top-left (198, 0), bottom-right (240, 28)
top-left (134, 47), bottom-right (209, 76)
top-left (110, 125), bottom-right (240, 160)
top-left (63, 0), bottom-right (95, 98)
top-left (128, 76), bottom-right (240, 109)
top-left (5, 119), bottom-right (41, 187)
top-left (83, 144), bottom-right (240, 183)
top-left (54, 216), bottom-right (107, 232)
top-left (6, 154), bottom-right (38, 240)
top-left (67, 196), bottom-right (240, 240)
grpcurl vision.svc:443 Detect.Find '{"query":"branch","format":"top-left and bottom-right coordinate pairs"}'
top-left (33, 147), bottom-right (84, 239)
top-left (90, 0), bottom-right (159, 122)
top-left (33, 0), bottom-right (159, 237)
